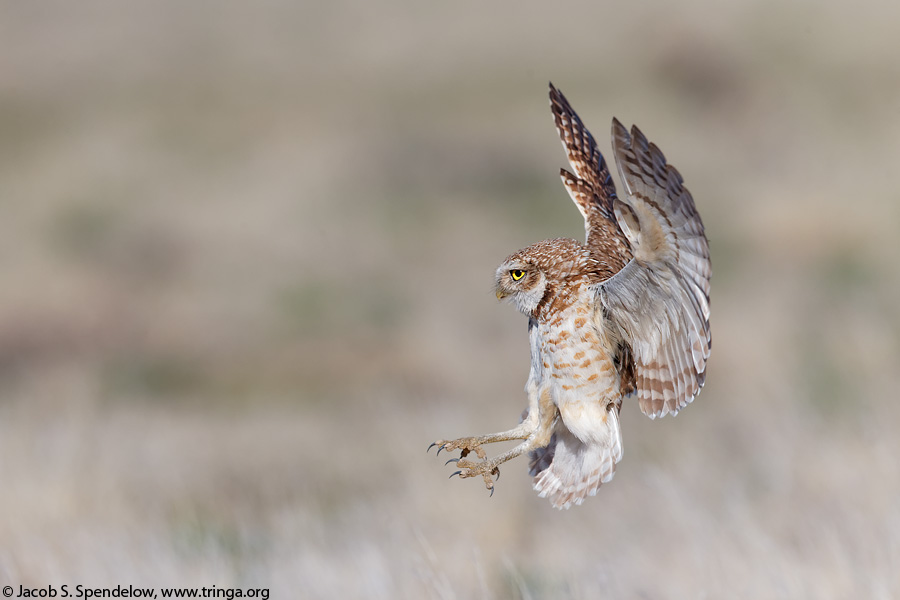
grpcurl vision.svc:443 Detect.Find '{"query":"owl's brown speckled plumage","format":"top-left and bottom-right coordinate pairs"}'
top-left (430, 83), bottom-right (711, 509)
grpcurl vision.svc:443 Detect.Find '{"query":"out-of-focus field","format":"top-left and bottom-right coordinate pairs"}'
top-left (2, 1), bottom-right (900, 598)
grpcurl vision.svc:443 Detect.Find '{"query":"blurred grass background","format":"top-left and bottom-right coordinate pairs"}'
top-left (2, 1), bottom-right (900, 598)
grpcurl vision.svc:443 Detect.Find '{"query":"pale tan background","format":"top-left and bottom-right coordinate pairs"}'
top-left (1, 1), bottom-right (899, 598)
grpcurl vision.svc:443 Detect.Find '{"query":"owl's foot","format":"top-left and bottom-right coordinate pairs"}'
top-left (429, 423), bottom-right (545, 496)
top-left (428, 436), bottom-right (504, 495)
top-left (447, 457), bottom-right (501, 495)
top-left (428, 437), bottom-right (488, 460)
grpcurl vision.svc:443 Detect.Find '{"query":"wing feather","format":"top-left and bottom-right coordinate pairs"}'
top-left (549, 83), bottom-right (631, 267)
top-left (596, 119), bottom-right (711, 418)
top-left (549, 83), bottom-right (618, 206)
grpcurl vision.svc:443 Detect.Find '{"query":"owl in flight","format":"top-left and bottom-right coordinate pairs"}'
top-left (429, 83), bottom-right (711, 509)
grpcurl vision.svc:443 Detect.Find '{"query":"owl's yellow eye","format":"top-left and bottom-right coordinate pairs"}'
top-left (510, 269), bottom-right (526, 281)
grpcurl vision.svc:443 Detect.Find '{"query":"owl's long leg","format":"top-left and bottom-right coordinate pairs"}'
top-left (429, 383), bottom-right (548, 458)
top-left (431, 387), bottom-right (557, 494)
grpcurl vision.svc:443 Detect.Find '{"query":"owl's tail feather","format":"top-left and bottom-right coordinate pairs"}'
top-left (529, 406), bottom-right (623, 510)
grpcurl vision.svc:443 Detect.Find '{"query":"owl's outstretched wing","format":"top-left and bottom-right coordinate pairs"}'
top-left (549, 83), bottom-right (631, 267)
top-left (596, 119), bottom-right (711, 419)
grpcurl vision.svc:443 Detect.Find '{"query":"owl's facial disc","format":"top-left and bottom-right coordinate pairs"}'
top-left (494, 262), bottom-right (546, 316)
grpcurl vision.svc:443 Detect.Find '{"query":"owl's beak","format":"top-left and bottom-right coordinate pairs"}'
top-left (496, 289), bottom-right (508, 300)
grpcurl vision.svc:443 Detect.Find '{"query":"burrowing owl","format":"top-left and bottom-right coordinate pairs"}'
top-left (429, 83), bottom-right (711, 509)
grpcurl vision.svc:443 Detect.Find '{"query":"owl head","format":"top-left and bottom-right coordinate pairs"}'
top-left (494, 238), bottom-right (591, 318)
top-left (494, 256), bottom-right (549, 317)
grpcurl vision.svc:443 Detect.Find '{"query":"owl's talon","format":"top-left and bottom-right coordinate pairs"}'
top-left (436, 444), bottom-right (447, 457)
top-left (430, 437), bottom-right (488, 460)
top-left (432, 437), bottom-right (505, 491)
top-left (427, 442), bottom-right (437, 453)
top-left (490, 487), bottom-right (495, 498)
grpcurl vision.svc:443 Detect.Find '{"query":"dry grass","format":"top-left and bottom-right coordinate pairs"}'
top-left (2, 1), bottom-right (900, 598)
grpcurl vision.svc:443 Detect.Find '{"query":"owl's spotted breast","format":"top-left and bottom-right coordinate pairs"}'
top-left (536, 298), bottom-right (618, 407)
